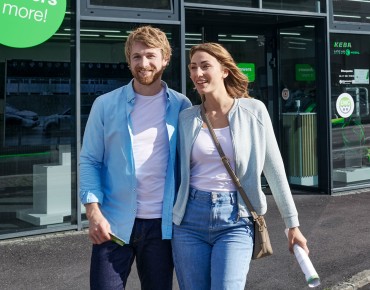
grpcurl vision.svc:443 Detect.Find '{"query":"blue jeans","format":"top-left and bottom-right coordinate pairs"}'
top-left (172, 188), bottom-right (254, 290)
top-left (90, 218), bottom-right (173, 290)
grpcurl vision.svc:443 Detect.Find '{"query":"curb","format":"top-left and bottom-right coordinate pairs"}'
top-left (0, 229), bottom-right (87, 245)
top-left (331, 270), bottom-right (370, 290)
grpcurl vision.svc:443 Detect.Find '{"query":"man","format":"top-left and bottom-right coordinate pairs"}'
top-left (79, 25), bottom-right (191, 290)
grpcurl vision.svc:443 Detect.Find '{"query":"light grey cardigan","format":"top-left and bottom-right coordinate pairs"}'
top-left (173, 98), bottom-right (300, 229)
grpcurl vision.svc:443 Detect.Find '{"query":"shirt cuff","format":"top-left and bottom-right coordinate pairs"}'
top-left (284, 215), bottom-right (300, 229)
top-left (80, 190), bottom-right (103, 205)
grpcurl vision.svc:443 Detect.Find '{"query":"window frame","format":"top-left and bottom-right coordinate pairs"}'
top-left (80, 0), bottom-right (180, 23)
top-left (329, 0), bottom-right (370, 33)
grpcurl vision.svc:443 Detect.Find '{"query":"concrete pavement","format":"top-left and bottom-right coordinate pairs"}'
top-left (0, 191), bottom-right (369, 290)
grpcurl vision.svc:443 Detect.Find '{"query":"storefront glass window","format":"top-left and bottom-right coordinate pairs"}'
top-left (333, 0), bottom-right (370, 24)
top-left (0, 1), bottom-right (75, 236)
top-left (330, 33), bottom-right (370, 189)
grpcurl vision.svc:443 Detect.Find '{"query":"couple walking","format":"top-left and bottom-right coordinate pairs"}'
top-left (80, 25), bottom-right (308, 290)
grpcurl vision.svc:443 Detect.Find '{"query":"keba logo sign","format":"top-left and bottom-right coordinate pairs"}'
top-left (336, 93), bottom-right (354, 118)
top-left (0, 0), bottom-right (66, 48)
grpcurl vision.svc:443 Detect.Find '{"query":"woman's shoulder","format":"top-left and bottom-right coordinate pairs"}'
top-left (179, 104), bottom-right (200, 118)
top-left (237, 98), bottom-right (268, 115)
top-left (238, 97), bottom-right (265, 109)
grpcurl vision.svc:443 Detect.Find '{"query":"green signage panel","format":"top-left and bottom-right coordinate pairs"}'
top-left (0, 0), bottom-right (66, 48)
top-left (237, 63), bottom-right (255, 82)
top-left (295, 64), bottom-right (316, 82)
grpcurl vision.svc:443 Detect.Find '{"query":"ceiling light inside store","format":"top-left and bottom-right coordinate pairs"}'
top-left (65, 28), bottom-right (121, 33)
top-left (280, 32), bottom-right (301, 36)
top-left (284, 37), bottom-right (313, 42)
top-left (218, 39), bottom-right (246, 42)
top-left (104, 35), bottom-right (128, 38)
top-left (80, 34), bottom-right (100, 37)
top-left (334, 14), bottom-right (361, 18)
top-left (231, 35), bottom-right (258, 38)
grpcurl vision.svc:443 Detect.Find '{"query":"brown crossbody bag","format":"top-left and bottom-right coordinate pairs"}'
top-left (200, 105), bottom-right (273, 260)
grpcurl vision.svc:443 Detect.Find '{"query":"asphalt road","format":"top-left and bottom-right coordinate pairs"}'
top-left (0, 192), bottom-right (369, 290)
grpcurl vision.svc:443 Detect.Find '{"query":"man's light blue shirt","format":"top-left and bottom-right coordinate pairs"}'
top-left (80, 80), bottom-right (191, 243)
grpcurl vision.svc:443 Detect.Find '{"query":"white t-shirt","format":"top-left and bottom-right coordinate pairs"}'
top-left (190, 126), bottom-right (237, 192)
top-left (131, 88), bottom-right (169, 218)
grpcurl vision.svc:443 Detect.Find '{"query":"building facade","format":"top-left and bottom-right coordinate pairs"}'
top-left (0, 0), bottom-right (369, 239)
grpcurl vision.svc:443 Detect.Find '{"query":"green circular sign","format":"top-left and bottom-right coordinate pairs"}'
top-left (0, 0), bottom-right (66, 48)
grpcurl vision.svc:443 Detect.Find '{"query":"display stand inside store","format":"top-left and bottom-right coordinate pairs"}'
top-left (17, 145), bottom-right (71, 225)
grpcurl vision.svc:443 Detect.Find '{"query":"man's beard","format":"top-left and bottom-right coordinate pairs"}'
top-left (132, 66), bottom-right (165, 86)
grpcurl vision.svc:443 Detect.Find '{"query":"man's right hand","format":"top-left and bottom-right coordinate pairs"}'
top-left (85, 203), bottom-right (111, 244)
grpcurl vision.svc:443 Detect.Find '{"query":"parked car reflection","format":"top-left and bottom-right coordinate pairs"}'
top-left (5, 103), bottom-right (40, 129)
top-left (332, 117), bottom-right (370, 169)
top-left (43, 105), bottom-right (91, 137)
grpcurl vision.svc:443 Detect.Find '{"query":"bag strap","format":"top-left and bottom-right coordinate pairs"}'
top-left (200, 105), bottom-right (259, 221)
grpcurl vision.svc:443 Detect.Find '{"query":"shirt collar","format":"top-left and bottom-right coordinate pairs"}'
top-left (126, 79), bottom-right (170, 103)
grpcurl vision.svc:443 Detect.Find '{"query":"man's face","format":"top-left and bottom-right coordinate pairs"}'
top-left (129, 41), bottom-right (168, 86)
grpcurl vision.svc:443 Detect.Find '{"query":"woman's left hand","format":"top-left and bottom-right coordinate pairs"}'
top-left (287, 227), bottom-right (309, 255)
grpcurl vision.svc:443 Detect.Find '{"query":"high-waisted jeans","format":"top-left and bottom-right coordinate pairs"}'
top-left (172, 188), bottom-right (254, 290)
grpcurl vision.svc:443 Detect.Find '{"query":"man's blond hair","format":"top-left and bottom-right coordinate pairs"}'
top-left (125, 26), bottom-right (172, 65)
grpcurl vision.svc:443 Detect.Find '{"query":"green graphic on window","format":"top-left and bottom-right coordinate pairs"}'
top-left (295, 64), bottom-right (316, 82)
top-left (237, 63), bottom-right (255, 82)
top-left (0, 0), bottom-right (66, 48)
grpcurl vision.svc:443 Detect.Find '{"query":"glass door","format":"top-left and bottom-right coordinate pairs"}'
top-left (185, 9), bottom-right (328, 191)
top-left (278, 23), bottom-right (319, 188)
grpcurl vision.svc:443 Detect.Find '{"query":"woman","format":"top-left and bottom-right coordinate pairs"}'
top-left (172, 43), bottom-right (309, 290)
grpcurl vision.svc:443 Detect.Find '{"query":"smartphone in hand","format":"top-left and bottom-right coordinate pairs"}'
top-left (109, 233), bottom-right (126, 246)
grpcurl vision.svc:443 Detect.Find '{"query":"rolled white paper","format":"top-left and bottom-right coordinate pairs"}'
top-left (285, 229), bottom-right (320, 288)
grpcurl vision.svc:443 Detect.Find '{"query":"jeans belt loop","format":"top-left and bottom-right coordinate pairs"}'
top-left (190, 187), bottom-right (197, 199)
top-left (211, 192), bottom-right (217, 203)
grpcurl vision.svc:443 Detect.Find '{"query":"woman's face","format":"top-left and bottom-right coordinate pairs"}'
top-left (188, 50), bottom-right (228, 96)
